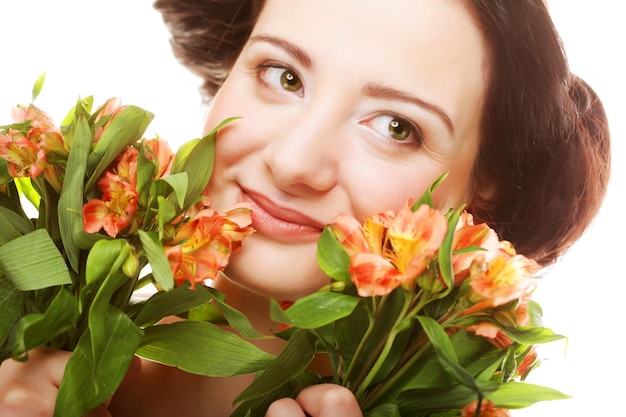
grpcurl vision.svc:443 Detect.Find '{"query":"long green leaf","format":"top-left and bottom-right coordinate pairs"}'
top-left (283, 291), bottom-right (360, 329)
top-left (85, 106), bottom-right (154, 191)
top-left (58, 114), bottom-right (93, 272)
top-left (487, 382), bottom-right (570, 408)
top-left (137, 320), bottom-right (274, 376)
top-left (416, 315), bottom-right (483, 395)
top-left (234, 329), bottom-right (317, 403)
top-left (85, 240), bottom-right (132, 361)
top-left (316, 227), bottom-right (352, 284)
top-left (55, 306), bottom-right (142, 417)
top-left (172, 117), bottom-right (237, 209)
top-left (133, 283), bottom-right (215, 327)
top-left (138, 230), bottom-right (174, 291)
top-left (0, 229), bottom-right (71, 290)
top-left (7, 287), bottom-right (79, 359)
top-left (0, 205), bottom-right (34, 243)
top-left (0, 275), bottom-right (25, 353)
top-left (207, 288), bottom-right (272, 339)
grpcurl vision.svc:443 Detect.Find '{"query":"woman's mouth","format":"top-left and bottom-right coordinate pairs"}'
top-left (242, 191), bottom-right (324, 242)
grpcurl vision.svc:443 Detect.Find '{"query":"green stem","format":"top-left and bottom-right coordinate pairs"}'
top-left (342, 298), bottom-right (377, 386)
top-left (352, 292), bottom-right (413, 400)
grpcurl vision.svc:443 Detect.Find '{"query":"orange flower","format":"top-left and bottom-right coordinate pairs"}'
top-left (143, 138), bottom-right (174, 178)
top-left (329, 200), bottom-right (447, 296)
top-left (516, 347), bottom-right (538, 377)
top-left (163, 204), bottom-right (254, 288)
top-left (466, 251), bottom-right (538, 311)
top-left (93, 98), bottom-right (125, 143)
top-left (451, 211), bottom-right (500, 285)
top-left (0, 104), bottom-right (66, 190)
top-left (82, 171), bottom-right (139, 237)
top-left (462, 400), bottom-right (511, 417)
top-left (466, 321), bottom-right (513, 349)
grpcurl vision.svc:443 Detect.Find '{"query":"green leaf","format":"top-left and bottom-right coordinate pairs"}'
top-left (15, 177), bottom-right (41, 210)
top-left (58, 114), bottom-right (93, 272)
top-left (364, 403), bottom-right (402, 417)
top-left (231, 380), bottom-right (302, 417)
top-left (138, 230), bottom-right (174, 291)
top-left (85, 106), bottom-right (154, 191)
top-left (0, 205), bottom-right (35, 243)
top-left (55, 306), bottom-right (142, 417)
top-left (0, 275), bottom-right (25, 352)
top-left (137, 320), bottom-right (274, 376)
top-left (171, 117), bottom-right (238, 209)
top-left (234, 329), bottom-right (317, 403)
top-left (31, 72), bottom-right (46, 101)
top-left (396, 383), bottom-right (498, 413)
top-left (416, 315), bottom-right (483, 395)
top-left (133, 283), bottom-right (215, 327)
top-left (283, 291), bottom-right (360, 329)
top-left (135, 141), bottom-right (158, 207)
top-left (0, 160), bottom-right (14, 186)
top-left (436, 207), bottom-right (463, 294)
top-left (413, 172), bottom-right (448, 209)
top-left (7, 287), bottom-right (79, 359)
top-left (487, 382), bottom-right (570, 409)
top-left (316, 227), bottom-right (352, 283)
top-left (206, 288), bottom-right (272, 339)
top-left (503, 325), bottom-right (564, 345)
top-left (0, 229), bottom-right (71, 290)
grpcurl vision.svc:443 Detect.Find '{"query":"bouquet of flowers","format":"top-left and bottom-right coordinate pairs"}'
top-left (228, 176), bottom-right (569, 417)
top-left (0, 76), bottom-right (274, 417)
top-left (0, 77), bottom-right (568, 417)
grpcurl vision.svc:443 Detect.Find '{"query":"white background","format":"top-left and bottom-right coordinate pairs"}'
top-left (0, 1), bottom-right (624, 415)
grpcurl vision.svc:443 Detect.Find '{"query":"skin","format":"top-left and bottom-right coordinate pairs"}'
top-left (0, 1), bottom-right (490, 416)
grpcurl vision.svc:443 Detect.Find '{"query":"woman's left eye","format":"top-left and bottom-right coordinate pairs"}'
top-left (369, 114), bottom-right (423, 145)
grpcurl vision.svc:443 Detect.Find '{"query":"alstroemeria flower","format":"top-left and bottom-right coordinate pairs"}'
top-left (462, 400), bottom-right (511, 417)
top-left (0, 104), bottom-right (67, 190)
top-left (144, 138), bottom-right (174, 178)
top-left (329, 200), bottom-right (448, 297)
top-left (93, 98), bottom-right (126, 143)
top-left (467, 321), bottom-right (513, 349)
top-left (451, 211), bottom-right (500, 285)
top-left (82, 171), bottom-right (139, 237)
top-left (163, 204), bottom-right (254, 288)
top-left (464, 251), bottom-right (539, 313)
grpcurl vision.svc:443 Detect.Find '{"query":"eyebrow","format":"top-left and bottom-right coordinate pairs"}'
top-left (248, 34), bottom-right (314, 69)
top-left (363, 82), bottom-right (455, 135)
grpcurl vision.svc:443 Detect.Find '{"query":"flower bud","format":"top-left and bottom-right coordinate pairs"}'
top-left (122, 250), bottom-right (139, 278)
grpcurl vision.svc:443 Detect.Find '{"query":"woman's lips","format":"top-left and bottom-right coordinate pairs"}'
top-left (242, 191), bottom-right (324, 242)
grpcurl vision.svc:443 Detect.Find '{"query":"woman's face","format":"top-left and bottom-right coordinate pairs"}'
top-left (205, 0), bottom-right (489, 300)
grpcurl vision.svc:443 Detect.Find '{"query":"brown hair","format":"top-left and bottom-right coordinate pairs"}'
top-left (154, 0), bottom-right (611, 266)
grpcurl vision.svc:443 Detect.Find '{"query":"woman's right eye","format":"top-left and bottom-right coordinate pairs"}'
top-left (257, 65), bottom-right (303, 96)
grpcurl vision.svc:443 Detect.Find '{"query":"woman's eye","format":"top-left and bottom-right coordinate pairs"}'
top-left (260, 66), bottom-right (303, 93)
top-left (370, 114), bottom-right (420, 143)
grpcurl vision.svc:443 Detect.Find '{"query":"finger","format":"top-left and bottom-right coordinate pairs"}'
top-left (296, 384), bottom-right (362, 417)
top-left (265, 397), bottom-right (308, 417)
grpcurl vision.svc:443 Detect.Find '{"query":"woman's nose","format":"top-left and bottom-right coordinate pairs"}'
top-left (261, 105), bottom-right (342, 194)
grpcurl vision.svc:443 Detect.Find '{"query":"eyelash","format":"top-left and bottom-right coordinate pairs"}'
top-left (252, 62), bottom-right (424, 148)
